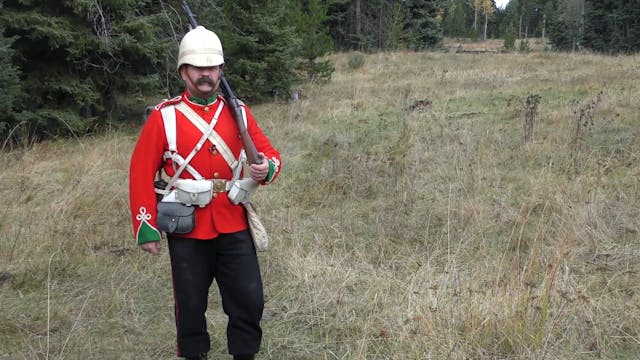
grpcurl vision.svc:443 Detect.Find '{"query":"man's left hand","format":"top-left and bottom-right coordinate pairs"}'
top-left (248, 152), bottom-right (269, 181)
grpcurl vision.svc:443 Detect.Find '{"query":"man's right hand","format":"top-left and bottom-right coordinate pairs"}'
top-left (140, 241), bottom-right (161, 255)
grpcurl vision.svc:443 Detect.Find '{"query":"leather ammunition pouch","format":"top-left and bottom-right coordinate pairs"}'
top-left (175, 179), bottom-right (215, 207)
top-left (156, 201), bottom-right (195, 234)
top-left (228, 178), bottom-right (259, 205)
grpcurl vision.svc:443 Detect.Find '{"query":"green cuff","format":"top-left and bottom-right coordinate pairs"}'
top-left (137, 222), bottom-right (162, 245)
top-left (264, 160), bottom-right (276, 183)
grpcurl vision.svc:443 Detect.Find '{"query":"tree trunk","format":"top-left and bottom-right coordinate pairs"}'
top-left (378, 2), bottom-right (383, 49)
top-left (484, 12), bottom-right (488, 40)
top-left (519, 12), bottom-right (523, 38)
top-left (473, 8), bottom-right (478, 34)
top-left (355, 0), bottom-right (361, 50)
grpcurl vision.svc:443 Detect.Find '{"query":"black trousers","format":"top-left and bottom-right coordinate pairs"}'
top-left (168, 230), bottom-right (264, 358)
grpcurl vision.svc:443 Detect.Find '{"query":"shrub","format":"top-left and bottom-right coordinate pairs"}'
top-left (347, 52), bottom-right (366, 70)
top-left (504, 31), bottom-right (516, 50)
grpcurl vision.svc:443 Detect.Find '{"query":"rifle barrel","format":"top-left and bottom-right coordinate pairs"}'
top-left (182, 1), bottom-right (198, 28)
top-left (180, 0), bottom-right (262, 166)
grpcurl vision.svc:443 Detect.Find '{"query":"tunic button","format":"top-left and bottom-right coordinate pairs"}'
top-left (211, 149), bottom-right (218, 155)
top-left (204, 106), bottom-right (210, 112)
top-left (213, 172), bottom-right (219, 178)
top-left (213, 193), bottom-right (218, 198)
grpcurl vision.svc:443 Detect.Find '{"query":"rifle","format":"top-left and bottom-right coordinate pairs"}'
top-left (181, 1), bottom-right (263, 166)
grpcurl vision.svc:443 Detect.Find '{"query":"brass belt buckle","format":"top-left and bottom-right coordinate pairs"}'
top-left (212, 179), bottom-right (227, 193)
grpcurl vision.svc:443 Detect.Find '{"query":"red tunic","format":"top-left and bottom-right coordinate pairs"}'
top-left (129, 91), bottom-right (281, 244)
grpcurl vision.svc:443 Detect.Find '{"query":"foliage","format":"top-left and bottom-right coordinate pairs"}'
top-left (443, 0), bottom-right (473, 38)
top-left (503, 26), bottom-right (516, 50)
top-left (547, 0), bottom-right (583, 51)
top-left (403, 0), bottom-right (443, 50)
top-left (494, 0), bottom-right (561, 43)
top-left (0, 32), bottom-right (21, 138)
top-left (504, 0), bottom-right (640, 53)
top-left (287, 0), bottom-right (335, 84)
top-left (0, 0), bottom-right (174, 144)
top-left (323, 0), bottom-right (353, 50)
top-left (583, 0), bottom-right (640, 53)
top-left (191, 0), bottom-right (302, 102)
top-left (326, 0), bottom-right (443, 52)
top-left (298, 59), bottom-right (335, 85)
top-left (518, 38), bottom-right (531, 52)
top-left (383, 1), bottom-right (409, 49)
top-left (347, 51), bottom-right (365, 70)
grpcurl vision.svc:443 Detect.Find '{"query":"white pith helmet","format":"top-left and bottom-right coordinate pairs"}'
top-left (177, 26), bottom-right (224, 71)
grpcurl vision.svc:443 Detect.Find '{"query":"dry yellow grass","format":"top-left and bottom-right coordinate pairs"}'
top-left (443, 37), bottom-right (549, 52)
top-left (1, 49), bottom-right (639, 359)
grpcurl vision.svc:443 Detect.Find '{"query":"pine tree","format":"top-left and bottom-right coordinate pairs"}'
top-left (404, 0), bottom-right (443, 50)
top-left (384, 1), bottom-right (410, 49)
top-left (324, 0), bottom-right (353, 51)
top-left (548, 0), bottom-right (584, 52)
top-left (583, 0), bottom-right (640, 53)
top-left (0, 0), bottom-right (174, 142)
top-left (191, 0), bottom-right (301, 102)
top-left (287, 0), bottom-right (335, 83)
top-left (583, 0), bottom-right (610, 52)
top-left (443, 0), bottom-right (473, 38)
top-left (0, 31), bottom-right (22, 143)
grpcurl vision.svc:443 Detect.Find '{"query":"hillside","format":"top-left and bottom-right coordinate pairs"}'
top-left (1, 49), bottom-right (639, 358)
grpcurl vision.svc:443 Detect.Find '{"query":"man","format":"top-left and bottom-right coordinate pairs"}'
top-left (129, 26), bottom-right (281, 360)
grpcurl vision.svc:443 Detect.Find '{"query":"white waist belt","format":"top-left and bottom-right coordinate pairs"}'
top-left (164, 179), bottom-right (233, 207)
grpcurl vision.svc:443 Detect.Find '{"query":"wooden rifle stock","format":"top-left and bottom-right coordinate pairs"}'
top-left (219, 76), bottom-right (262, 165)
top-left (181, 0), bottom-right (263, 165)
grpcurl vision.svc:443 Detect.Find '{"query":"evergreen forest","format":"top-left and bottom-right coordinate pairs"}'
top-left (1, 0), bottom-right (638, 145)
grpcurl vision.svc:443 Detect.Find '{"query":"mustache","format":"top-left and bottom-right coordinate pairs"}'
top-left (196, 77), bottom-right (216, 86)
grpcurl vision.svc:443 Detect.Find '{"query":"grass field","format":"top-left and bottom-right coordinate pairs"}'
top-left (1, 47), bottom-right (639, 359)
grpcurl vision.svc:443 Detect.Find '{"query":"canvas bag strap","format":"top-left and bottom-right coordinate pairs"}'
top-left (175, 101), bottom-right (239, 171)
top-left (161, 105), bottom-right (178, 152)
top-left (163, 152), bottom-right (204, 180)
top-left (232, 150), bottom-right (246, 182)
top-left (161, 104), bottom-right (205, 180)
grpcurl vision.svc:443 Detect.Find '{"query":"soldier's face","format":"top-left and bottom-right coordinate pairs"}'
top-left (181, 65), bottom-right (223, 99)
